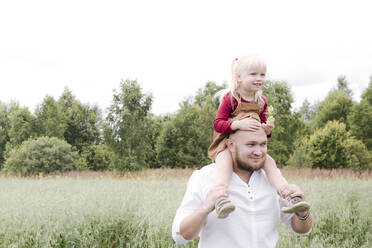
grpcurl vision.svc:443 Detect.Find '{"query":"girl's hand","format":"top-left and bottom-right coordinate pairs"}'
top-left (279, 184), bottom-right (305, 199)
top-left (262, 121), bottom-right (274, 135)
top-left (231, 118), bottom-right (261, 131)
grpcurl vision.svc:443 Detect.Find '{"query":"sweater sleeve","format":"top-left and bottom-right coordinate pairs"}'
top-left (213, 93), bottom-right (234, 134)
top-left (260, 96), bottom-right (272, 138)
top-left (260, 96), bottom-right (268, 124)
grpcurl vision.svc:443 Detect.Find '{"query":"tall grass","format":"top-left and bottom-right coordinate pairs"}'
top-left (0, 171), bottom-right (371, 247)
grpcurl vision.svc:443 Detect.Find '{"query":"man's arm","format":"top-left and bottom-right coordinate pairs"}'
top-left (179, 204), bottom-right (210, 240)
top-left (291, 210), bottom-right (313, 233)
top-left (178, 184), bottom-right (229, 241)
top-left (283, 184), bottom-right (313, 234)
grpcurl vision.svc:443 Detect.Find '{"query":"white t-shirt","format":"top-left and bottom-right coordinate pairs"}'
top-left (172, 164), bottom-right (309, 248)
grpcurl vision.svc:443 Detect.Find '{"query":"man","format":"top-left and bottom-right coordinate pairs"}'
top-left (172, 127), bottom-right (312, 248)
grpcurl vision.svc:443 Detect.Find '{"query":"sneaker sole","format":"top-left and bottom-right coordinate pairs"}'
top-left (217, 204), bottom-right (236, 219)
top-left (281, 202), bottom-right (310, 214)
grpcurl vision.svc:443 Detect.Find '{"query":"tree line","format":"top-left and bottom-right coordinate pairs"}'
top-left (0, 76), bottom-right (371, 176)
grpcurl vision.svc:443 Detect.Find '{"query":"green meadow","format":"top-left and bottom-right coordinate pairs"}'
top-left (0, 169), bottom-right (371, 248)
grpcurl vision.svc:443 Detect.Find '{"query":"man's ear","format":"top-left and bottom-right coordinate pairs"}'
top-left (226, 138), bottom-right (235, 153)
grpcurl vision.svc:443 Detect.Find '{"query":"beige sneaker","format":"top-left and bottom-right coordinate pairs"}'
top-left (281, 196), bottom-right (310, 213)
top-left (215, 197), bottom-right (236, 218)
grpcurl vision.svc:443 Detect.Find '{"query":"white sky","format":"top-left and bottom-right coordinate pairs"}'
top-left (1, 0), bottom-right (371, 115)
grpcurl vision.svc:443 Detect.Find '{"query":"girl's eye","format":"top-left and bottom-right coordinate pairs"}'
top-left (261, 73), bottom-right (266, 77)
top-left (250, 73), bottom-right (257, 76)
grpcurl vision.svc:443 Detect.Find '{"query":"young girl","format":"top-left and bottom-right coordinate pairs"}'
top-left (208, 55), bottom-right (310, 218)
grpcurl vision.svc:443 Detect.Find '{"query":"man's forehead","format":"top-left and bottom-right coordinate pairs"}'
top-left (232, 129), bottom-right (267, 142)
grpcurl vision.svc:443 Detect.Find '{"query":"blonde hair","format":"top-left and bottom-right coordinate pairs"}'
top-left (216, 55), bottom-right (267, 104)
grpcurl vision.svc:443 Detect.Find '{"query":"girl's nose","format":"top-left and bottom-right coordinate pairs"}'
top-left (257, 75), bottom-right (264, 80)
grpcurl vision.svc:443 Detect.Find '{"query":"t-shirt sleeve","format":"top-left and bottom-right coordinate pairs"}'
top-left (213, 93), bottom-right (234, 133)
top-left (172, 171), bottom-right (204, 244)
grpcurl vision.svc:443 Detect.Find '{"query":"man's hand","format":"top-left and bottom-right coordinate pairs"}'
top-left (202, 184), bottom-right (229, 213)
top-left (179, 184), bottom-right (230, 240)
top-left (262, 121), bottom-right (274, 135)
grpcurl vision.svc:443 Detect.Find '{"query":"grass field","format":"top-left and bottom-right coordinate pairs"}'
top-left (0, 168), bottom-right (371, 247)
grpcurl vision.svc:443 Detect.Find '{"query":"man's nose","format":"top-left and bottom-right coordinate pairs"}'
top-left (252, 147), bottom-right (262, 155)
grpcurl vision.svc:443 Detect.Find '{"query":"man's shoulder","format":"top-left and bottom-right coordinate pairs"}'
top-left (192, 163), bottom-right (216, 175)
top-left (189, 163), bottom-right (216, 182)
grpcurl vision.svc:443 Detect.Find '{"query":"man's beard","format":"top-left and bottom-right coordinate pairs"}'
top-left (235, 147), bottom-right (265, 172)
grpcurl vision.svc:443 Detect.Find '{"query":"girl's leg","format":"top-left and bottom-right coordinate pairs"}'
top-left (214, 148), bottom-right (235, 218)
top-left (264, 154), bottom-right (311, 213)
top-left (215, 148), bottom-right (234, 187)
top-left (263, 154), bottom-right (288, 196)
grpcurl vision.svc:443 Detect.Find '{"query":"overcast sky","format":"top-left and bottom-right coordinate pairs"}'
top-left (1, 0), bottom-right (371, 116)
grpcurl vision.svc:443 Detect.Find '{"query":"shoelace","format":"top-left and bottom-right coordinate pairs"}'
top-left (285, 196), bottom-right (302, 205)
top-left (215, 198), bottom-right (231, 212)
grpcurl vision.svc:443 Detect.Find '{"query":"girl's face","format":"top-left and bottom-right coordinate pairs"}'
top-left (237, 65), bottom-right (266, 93)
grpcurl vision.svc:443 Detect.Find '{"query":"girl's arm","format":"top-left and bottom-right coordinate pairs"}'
top-left (230, 118), bottom-right (261, 131)
top-left (260, 96), bottom-right (273, 137)
top-left (213, 94), bottom-right (235, 133)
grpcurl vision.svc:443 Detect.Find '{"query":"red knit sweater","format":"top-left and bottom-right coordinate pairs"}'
top-left (213, 93), bottom-right (268, 134)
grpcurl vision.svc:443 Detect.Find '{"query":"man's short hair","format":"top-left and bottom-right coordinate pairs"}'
top-left (228, 127), bottom-right (266, 142)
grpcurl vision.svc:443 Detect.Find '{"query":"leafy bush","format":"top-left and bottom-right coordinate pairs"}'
top-left (307, 121), bottom-right (371, 169)
top-left (343, 138), bottom-right (372, 170)
top-left (3, 136), bottom-right (78, 176)
top-left (78, 144), bottom-right (113, 171)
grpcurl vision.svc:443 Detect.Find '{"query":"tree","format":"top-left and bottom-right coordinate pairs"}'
top-left (313, 89), bottom-right (353, 129)
top-left (262, 80), bottom-right (301, 165)
top-left (144, 115), bottom-right (166, 168)
top-left (104, 79), bottom-right (153, 170)
top-left (7, 106), bottom-right (36, 149)
top-left (348, 77), bottom-right (372, 149)
top-left (34, 95), bottom-right (66, 139)
top-left (298, 98), bottom-right (316, 123)
top-left (58, 88), bottom-right (102, 153)
top-left (194, 81), bottom-right (226, 108)
top-left (155, 82), bottom-right (224, 168)
top-left (155, 98), bottom-right (216, 168)
top-left (361, 75), bottom-right (372, 105)
top-left (337, 75), bottom-right (353, 97)
top-left (0, 102), bottom-right (10, 166)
